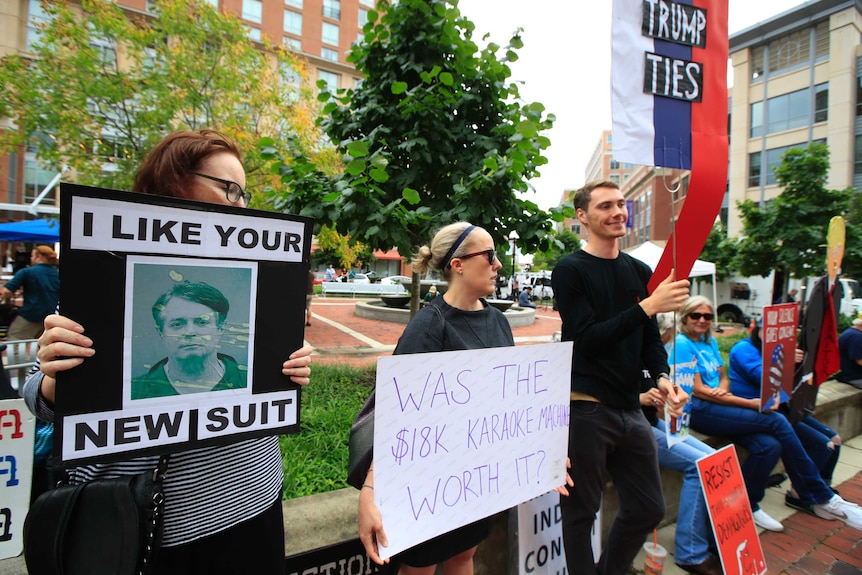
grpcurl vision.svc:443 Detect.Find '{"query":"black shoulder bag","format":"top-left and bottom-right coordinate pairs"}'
top-left (346, 301), bottom-right (446, 489)
top-left (24, 454), bottom-right (170, 575)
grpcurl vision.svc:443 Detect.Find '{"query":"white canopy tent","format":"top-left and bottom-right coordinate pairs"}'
top-left (626, 241), bottom-right (717, 307)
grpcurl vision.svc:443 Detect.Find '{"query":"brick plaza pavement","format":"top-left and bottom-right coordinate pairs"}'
top-left (303, 296), bottom-right (562, 366)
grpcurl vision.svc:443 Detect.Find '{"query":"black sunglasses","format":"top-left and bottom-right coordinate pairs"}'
top-left (689, 312), bottom-right (714, 321)
top-left (454, 248), bottom-right (497, 265)
top-left (191, 172), bottom-right (251, 204)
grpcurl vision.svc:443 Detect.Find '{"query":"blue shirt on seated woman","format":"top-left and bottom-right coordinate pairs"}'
top-left (728, 323), bottom-right (842, 513)
top-left (674, 296), bottom-right (862, 533)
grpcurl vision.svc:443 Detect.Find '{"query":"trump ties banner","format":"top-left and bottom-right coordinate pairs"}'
top-left (611, 0), bottom-right (728, 288)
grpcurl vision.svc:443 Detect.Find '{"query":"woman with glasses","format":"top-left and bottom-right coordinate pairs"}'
top-left (357, 222), bottom-right (514, 575)
top-left (674, 296), bottom-right (862, 534)
top-left (24, 130), bottom-right (312, 574)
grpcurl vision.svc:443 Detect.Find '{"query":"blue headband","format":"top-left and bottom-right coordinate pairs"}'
top-left (441, 225), bottom-right (476, 269)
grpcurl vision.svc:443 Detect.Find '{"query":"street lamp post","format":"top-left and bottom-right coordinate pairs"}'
top-left (508, 230), bottom-right (519, 301)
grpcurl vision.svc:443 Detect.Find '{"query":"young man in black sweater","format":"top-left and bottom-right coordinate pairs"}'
top-left (552, 180), bottom-right (691, 575)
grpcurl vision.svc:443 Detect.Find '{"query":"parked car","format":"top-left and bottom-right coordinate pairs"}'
top-left (313, 272), bottom-right (327, 285)
top-left (352, 273), bottom-right (371, 284)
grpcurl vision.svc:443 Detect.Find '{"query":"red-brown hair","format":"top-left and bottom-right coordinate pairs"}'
top-left (132, 130), bottom-right (242, 198)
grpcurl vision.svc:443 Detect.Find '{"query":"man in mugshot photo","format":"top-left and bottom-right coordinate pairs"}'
top-left (132, 280), bottom-right (247, 399)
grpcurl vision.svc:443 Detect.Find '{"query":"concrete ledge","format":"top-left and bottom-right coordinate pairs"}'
top-left (354, 300), bottom-right (536, 327)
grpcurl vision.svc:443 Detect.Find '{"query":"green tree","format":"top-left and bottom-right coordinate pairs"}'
top-left (0, 0), bottom-right (322, 195)
top-left (735, 143), bottom-right (854, 298)
top-left (263, 0), bottom-right (570, 311)
top-left (699, 221), bottom-right (737, 282)
top-left (843, 192), bottom-right (862, 280)
top-left (531, 229), bottom-right (581, 271)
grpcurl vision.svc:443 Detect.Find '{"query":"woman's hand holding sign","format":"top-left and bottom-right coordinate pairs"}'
top-left (36, 314), bottom-right (96, 404)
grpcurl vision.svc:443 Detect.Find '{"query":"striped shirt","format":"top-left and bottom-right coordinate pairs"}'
top-left (24, 369), bottom-right (283, 546)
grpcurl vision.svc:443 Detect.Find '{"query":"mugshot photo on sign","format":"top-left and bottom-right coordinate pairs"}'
top-left (125, 257), bottom-right (255, 403)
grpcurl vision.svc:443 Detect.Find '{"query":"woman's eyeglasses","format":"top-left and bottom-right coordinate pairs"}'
top-left (191, 172), bottom-right (251, 204)
top-left (689, 312), bottom-right (714, 321)
top-left (454, 249), bottom-right (497, 265)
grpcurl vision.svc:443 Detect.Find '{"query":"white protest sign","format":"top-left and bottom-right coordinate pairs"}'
top-left (0, 399), bottom-right (36, 559)
top-left (374, 342), bottom-right (573, 559)
top-left (517, 491), bottom-right (602, 574)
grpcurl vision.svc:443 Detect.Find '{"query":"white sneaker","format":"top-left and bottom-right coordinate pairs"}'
top-left (813, 494), bottom-right (862, 530)
top-left (753, 508), bottom-right (784, 532)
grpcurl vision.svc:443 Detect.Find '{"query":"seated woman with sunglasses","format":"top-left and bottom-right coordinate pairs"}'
top-left (674, 296), bottom-right (862, 534)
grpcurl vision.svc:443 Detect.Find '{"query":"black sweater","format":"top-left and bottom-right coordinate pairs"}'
top-left (552, 249), bottom-right (669, 409)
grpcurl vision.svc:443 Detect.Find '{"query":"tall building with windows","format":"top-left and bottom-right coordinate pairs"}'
top-left (0, 0), bottom-right (371, 218)
top-left (727, 0), bottom-right (861, 235)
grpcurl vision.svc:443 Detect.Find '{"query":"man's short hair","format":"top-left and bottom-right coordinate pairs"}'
top-left (572, 180), bottom-right (621, 212)
top-left (152, 281), bottom-right (230, 332)
top-left (524, 286), bottom-right (532, 290)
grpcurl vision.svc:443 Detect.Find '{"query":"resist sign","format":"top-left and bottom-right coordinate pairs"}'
top-left (373, 342), bottom-right (573, 559)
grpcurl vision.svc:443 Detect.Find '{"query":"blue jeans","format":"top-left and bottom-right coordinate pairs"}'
top-left (652, 420), bottom-right (714, 565)
top-left (690, 397), bottom-right (834, 508)
top-left (561, 403), bottom-right (665, 575)
top-left (794, 415), bottom-right (840, 486)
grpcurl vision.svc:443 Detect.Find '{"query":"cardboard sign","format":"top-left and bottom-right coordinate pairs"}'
top-left (284, 538), bottom-right (394, 575)
top-left (760, 303), bottom-right (799, 411)
top-left (665, 359), bottom-right (697, 447)
top-left (697, 445), bottom-right (766, 575)
top-left (0, 399), bottom-right (36, 559)
top-left (55, 184), bottom-right (313, 464)
top-left (373, 342), bottom-right (573, 559)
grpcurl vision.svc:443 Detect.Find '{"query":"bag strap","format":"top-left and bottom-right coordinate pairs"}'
top-left (139, 454), bottom-right (170, 575)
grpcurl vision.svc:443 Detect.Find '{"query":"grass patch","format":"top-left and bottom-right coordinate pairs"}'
top-left (716, 329), bottom-right (748, 365)
top-left (280, 362), bottom-right (375, 498)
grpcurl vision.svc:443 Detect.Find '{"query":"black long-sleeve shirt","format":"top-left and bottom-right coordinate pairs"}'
top-left (552, 249), bottom-right (669, 409)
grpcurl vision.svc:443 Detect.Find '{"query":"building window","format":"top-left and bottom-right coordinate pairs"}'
top-left (767, 89), bottom-right (808, 134)
top-left (609, 174), bottom-right (620, 184)
top-left (814, 83), bottom-right (828, 123)
top-left (203, 0), bottom-right (218, 6)
top-left (247, 26), bottom-right (261, 41)
top-left (284, 36), bottom-right (301, 51)
top-left (323, 0), bottom-right (340, 20)
top-left (751, 20), bottom-right (829, 83)
top-left (284, 10), bottom-right (302, 35)
top-left (570, 223), bottom-right (581, 235)
top-left (609, 159), bottom-right (620, 169)
top-left (359, 0), bottom-right (374, 6)
top-left (750, 101), bottom-right (763, 137)
top-left (322, 47), bottom-right (339, 61)
top-left (285, 0), bottom-right (303, 7)
top-left (359, 8), bottom-right (369, 28)
top-left (319, 69), bottom-right (339, 93)
top-left (855, 135), bottom-right (862, 174)
top-left (24, 152), bottom-right (58, 205)
top-left (90, 37), bottom-right (118, 70)
top-left (322, 22), bottom-right (339, 46)
top-left (748, 152), bottom-right (761, 187)
top-left (752, 83), bottom-right (829, 136)
top-left (242, 0), bottom-right (262, 23)
top-left (26, 0), bottom-right (52, 51)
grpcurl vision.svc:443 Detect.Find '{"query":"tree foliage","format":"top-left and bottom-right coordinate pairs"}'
top-left (0, 0), bottom-right (322, 196)
top-left (313, 225), bottom-right (372, 270)
top-left (263, 0), bottom-right (571, 261)
top-left (734, 143), bottom-right (855, 293)
top-left (531, 229), bottom-right (581, 272)
top-left (699, 221), bottom-right (737, 282)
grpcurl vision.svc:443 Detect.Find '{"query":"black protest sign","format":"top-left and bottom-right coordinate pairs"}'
top-left (54, 184), bottom-right (313, 465)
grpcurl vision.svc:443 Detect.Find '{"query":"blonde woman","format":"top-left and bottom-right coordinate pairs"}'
top-left (358, 222), bottom-right (514, 575)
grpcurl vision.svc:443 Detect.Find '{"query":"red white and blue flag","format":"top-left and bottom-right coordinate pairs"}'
top-left (611, 0), bottom-right (729, 288)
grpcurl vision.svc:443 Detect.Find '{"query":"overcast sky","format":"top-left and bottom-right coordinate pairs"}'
top-left (456, 0), bottom-right (811, 211)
